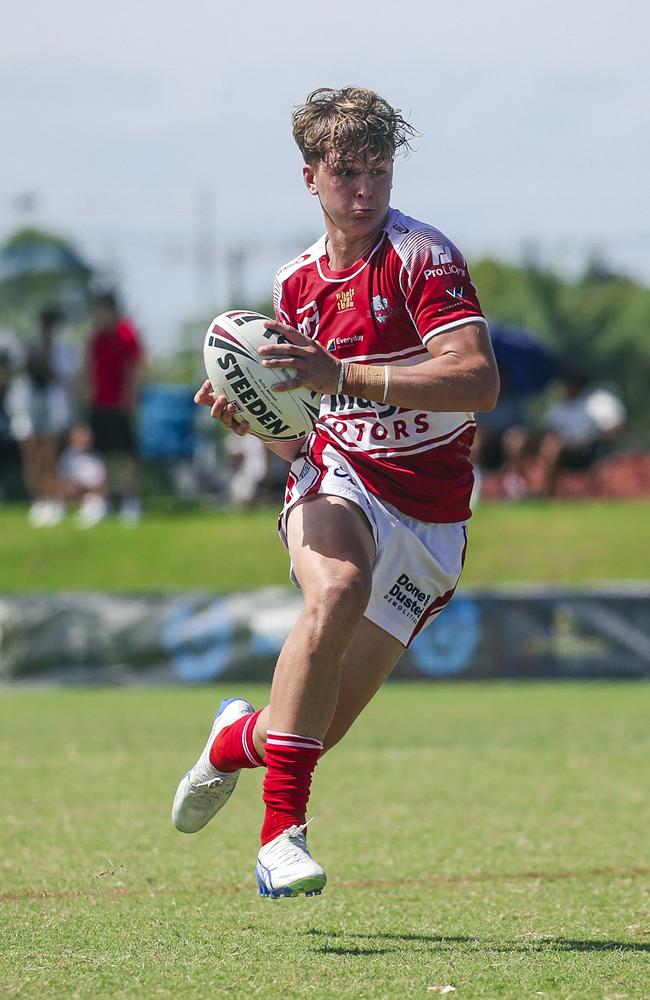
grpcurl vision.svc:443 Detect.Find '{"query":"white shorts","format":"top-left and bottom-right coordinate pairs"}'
top-left (8, 377), bottom-right (73, 440)
top-left (279, 442), bottom-right (468, 647)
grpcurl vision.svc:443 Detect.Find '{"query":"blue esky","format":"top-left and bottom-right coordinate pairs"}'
top-left (1, 0), bottom-right (648, 353)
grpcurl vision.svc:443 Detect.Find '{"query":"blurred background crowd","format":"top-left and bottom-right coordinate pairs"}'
top-left (0, 223), bottom-right (648, 527)
top-left (0, 227), bottom-right (293, 525)
top-left (1, 1), bottom-right (648, 529)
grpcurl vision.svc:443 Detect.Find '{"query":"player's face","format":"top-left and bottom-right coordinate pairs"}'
top-left (304, 156), bottom-right (393, 236)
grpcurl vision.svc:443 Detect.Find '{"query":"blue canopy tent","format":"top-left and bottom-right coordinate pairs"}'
top-left (138, 385), bottom-right (197, 461)
top-left (488, 323), bottom-right (561, 398)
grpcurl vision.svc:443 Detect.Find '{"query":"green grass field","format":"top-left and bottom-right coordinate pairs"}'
top-left (1, 500), bottom-right (649, 591)
top-left (1, 683), bottom-right (648, 999)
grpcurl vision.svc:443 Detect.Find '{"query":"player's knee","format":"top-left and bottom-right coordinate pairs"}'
top-left (304, 569), bottom-right (371, 631)
top-left (326, 569), bottom-right (371, 620)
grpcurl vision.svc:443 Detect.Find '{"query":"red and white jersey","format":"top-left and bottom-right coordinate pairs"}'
top-left (273, 207), bottom-right (487, 523)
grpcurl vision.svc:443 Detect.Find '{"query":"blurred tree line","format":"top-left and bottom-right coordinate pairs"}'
top-left (1, 227), bottom-right (648, 434)
top-left (472, 258), bottom-right (650, 434)
top-left (0, 228), bottom-right (93, 334)
top-left (255, 257), bottom-right (650, 434)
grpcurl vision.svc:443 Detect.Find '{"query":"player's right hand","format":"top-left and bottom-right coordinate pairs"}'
top-left (194, 379), bottom-right (250, 436)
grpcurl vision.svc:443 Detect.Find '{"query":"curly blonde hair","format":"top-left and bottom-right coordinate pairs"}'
top-left (292, 86), bottom-right (417, 167)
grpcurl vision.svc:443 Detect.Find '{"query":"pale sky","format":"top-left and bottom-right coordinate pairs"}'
top-left (1, 0), bottom-right (648, 354)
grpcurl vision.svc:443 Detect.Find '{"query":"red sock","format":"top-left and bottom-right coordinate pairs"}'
top-left (209, 709), bottom-right (265, 772)
top-left (260, 730), bottom-right (323, 846)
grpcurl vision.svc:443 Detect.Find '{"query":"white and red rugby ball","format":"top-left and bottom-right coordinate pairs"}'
top-left (203, 310), bottom-right (321, 442)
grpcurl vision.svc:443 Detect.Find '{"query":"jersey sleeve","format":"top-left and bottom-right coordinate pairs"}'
top-left (401, 236), bottom-right (486, 345)
top-left (272, 273), bottom-right (283, 322)
top-left (273, 272), bottom-right (294, 326)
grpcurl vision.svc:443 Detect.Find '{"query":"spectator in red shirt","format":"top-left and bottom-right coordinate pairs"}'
top-left (86, 292), bottom-right (143, 522)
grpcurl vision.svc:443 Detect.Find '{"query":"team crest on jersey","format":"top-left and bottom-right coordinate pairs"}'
top-left (372, 295), bottom-right (390, 324)
top-left (336, 289), bottom-right (355, 311)
top-left (296, 299), bottom-right (320, 339)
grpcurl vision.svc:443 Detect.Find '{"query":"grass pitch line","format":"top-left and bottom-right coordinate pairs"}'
top-left (2, 864), bottom-right (647, 905)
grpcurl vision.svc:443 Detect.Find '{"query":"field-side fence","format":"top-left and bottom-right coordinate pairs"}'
top-left (1, 587), bottom-right (649, 683)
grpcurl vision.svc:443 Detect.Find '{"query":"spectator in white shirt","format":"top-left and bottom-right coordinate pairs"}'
top-left (58, 422), bottom-right (107, 528)
top-left (537, 373), bottom-right (626, 496)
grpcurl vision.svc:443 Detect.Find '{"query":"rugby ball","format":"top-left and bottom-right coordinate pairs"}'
top-left (203, 310), bottom-right (321, 441)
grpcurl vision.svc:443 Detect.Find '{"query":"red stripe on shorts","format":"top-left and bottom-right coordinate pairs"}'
top-left (301, 435), bottom-right (328, 499)
top-left (407, 526), bottom-right (468, 646)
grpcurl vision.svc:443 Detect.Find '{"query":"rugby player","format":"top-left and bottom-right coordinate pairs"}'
top-left (172, 87), bottom-right (499, 898)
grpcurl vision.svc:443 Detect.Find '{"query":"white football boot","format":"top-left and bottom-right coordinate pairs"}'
top-left (172, 697), bottom-right (255, 833)
top-left (255, 821), bottom-right (327, 898)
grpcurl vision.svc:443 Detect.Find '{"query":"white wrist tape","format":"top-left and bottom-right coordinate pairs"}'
top-left (336, 361), bottom-right (347, 395)
top-left (382, 365), bottom-right (390, 403)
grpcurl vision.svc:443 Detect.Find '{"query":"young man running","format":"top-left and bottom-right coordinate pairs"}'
top-left (172, 87), bottom-right (499, 898)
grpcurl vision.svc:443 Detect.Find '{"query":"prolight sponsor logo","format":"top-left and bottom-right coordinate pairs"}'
top-left (432, 244), bottom-right (453, 265)
top-left (424, 243), bottom-right (466, 280)
top-left (424, 262), bottom-right (466, 279)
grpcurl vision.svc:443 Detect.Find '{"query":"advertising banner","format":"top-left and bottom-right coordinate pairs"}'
top-left (1, 586), bottom-right (649, 684)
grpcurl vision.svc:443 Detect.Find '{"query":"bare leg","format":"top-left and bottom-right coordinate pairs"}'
top-left (322, 618), bottom-right (404, 750)
top-left (18, 438), bottom-right (40, 499)
top-left (122, 453), bottom-right (140, 501)
top-left (537, 432), bottom-right (564, 497)
top-left (501, 425), bottom-right (532, 500)
top-left (253, 615), bottom-right (405, 759)
top-left (105, 452), bottom-right (127, 497)
top-left (20, 436), bottom-right (61, 501)
top-left (265, 494), bottom-right (376, 740)
top-left (39, 435), bottom-right (62, 500)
